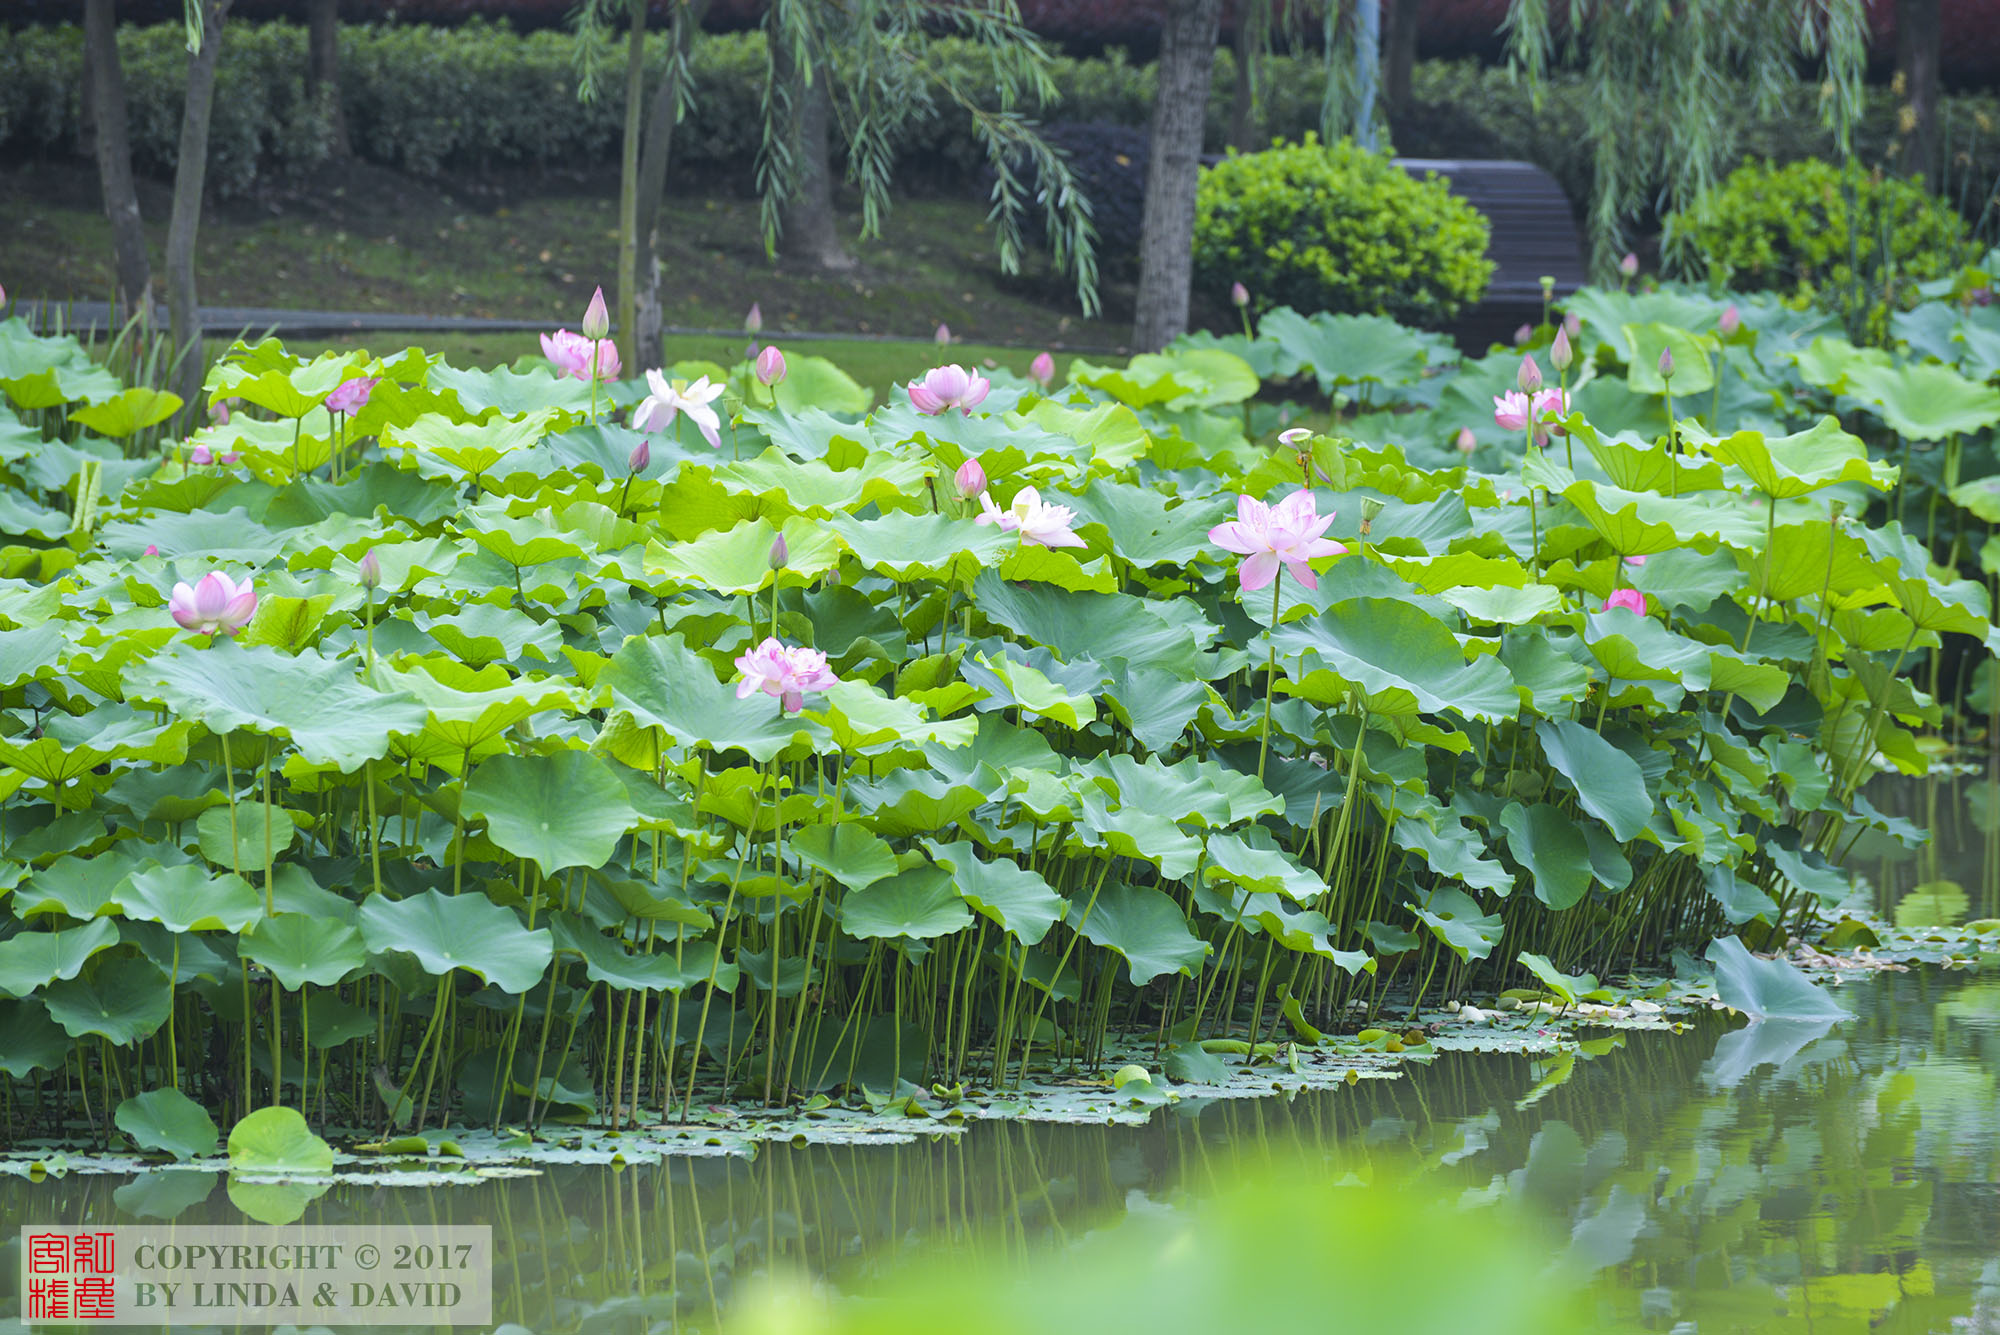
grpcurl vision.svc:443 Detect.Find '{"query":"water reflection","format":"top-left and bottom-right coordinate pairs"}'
top-left (2, 968), bottom-right (1994, 1332)
top-left (1862, 770), bottom-right (2000, 928)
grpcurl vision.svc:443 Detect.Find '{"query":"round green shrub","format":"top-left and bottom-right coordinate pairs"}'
top-left (1191, 135), bottom-right (1494, 326)
top-left (1672, 158), bottom-right (1969, 338)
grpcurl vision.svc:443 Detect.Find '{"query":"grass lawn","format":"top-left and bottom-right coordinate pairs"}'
top-left (4, 161), bottom-right (1137, 355)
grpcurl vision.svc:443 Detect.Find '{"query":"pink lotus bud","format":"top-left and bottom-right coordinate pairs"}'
top-left (744, 302), bottom-right (763, 334)
top-left (1657, 347), bottom-right (1675, 379)
top-left (581, 287), bottom-right (610, 340)
top-left (1619, 252), bottom-right (1639, 278)
top-left (1230, 282), bottom-right (1250, 308)
top-left (1455, 427), bottom-right (1476, 454)
top-left (1516, 355), bottom-right (1543, 393)
top-left (1513, 324), bottom-right (1533, 346)
top-left (0, 283), bottom-right (7, 308)
top-left (207, 399), bottom-right (230, 426)
top-left (1550, 327), bottom-right (1572, 371)
top-left (169, 571), bottom-right (257, 637)
top-left (755, 345), bottom-right (787, 386)
top-left (1718, 304), bottom-right (1740, 336)
top-left (1564, 312), bottom-right (1581, 337)
top-left (769, 534), bottom-right (788, 570)
top-left (1602, 588), bottom-right (1646, 615)
top-left (1030, 352), bottom-right (1055, 387)
top-left (1624, 554), bottom-right (1648, 566)
top-left (628, 438), bottom-right (651, 474)
top-left (359, 549), bottom-right (381, 590)
top-left (144, 544), bottom-right (160, 557)
top-left (954, 455), bottom-right (987, 499)
top-left (935, 323), bottom-right (951, 346)
top-left (1278, 427), bottom-right (1312, 447)
top-left (189, 443), bottom-right (215, 466)
top-left (325, 376), bottom-right (378, 415)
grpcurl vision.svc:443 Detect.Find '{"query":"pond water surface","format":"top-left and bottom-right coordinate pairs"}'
top-left (4, 964), bottom-right (1996, 1333)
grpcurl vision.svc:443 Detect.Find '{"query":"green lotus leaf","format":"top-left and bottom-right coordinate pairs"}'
top-left (1204, 827), bottom-right (1325, 902)
top-left (1703, 865), bottom-right (1779, 926)
top-left (964, 651), bottom-right (1098, 728)
top-left (374, 659), bottom-right (579, 752)
top-left (1580, 432), bottom-right (1726, 493)
top-left (1071, 786), bottom-right (1205, 879)
top-left (1250, 901), bottom-right (1373, 973)
top-left (112, 1169), bottom-right (218, 1220)
top-left (1844, 361), bottom-right (2000, 442)
top-left (770, 352), bottom-right (871, 414)
top-left (1705, 935), bottom-right (1848, 1021)
top-left (358, 889), bottom-right (553, 994)
top-left (1270, 597), bottom-right (1519, 720)
top-left (829, 511), bottom-right (1013, 583)
top-left (1260, 308), bottom-right (1442, 396)
top-left (971, 573), bottom-right (1220, 679)
top-left (0, 712), bottom-right (195, 786)
top-left (1074, 752), bottom-right (1280, 828)
top-left (716, 449), bottom-right (926, 517)
top-left (116, 1088), bottom-right (220, 1162)
top-left (1412, 887), bottom-right (1505, 963)
top-left (421, 604), bottom-right (564, 665)
top-left (601, 634), bottom-right (830, 762)
top-left (116, 863), bottom-right (263, 934)
top-left (1697, 417), bottom-right (1895, 498)
top-left (0, 998), bottom-right (75, 1077)
top-left (462, 751), bottom-right (639, 876)
top-left (0, 918), bottom-right (122, 997)
top-left (647, 516), bottom-right (843, 593)
top-left (548, 914), bottom-right (732, 993)
top-left (430, 362), bottom-right (591, 416)
top-left (195, 803), bottom-right (298, 874)
top-left (1022, 401), bottom-right (1150, 470)
top-left (238, 914), bottom-right (367, 990)
top-left (840, 867), bottom-right (973, 941)
top-left (1067, 881), bottom-right (1210, 985)
top-left (792, 821), bottom-right (900, 892)
top-left (1498, 802), bottom-right (1596, 910)
top-left (1515, 952), bottom-right (1605, 1007)
top-left (1393, 812), bottom-right (1513, 895)
top-left (226, 1105), bottom-right (335, 1175)
top-left (1536, 719), bottom-right (1652, 841)
top-left (124, 642), bottom-right (429, 773)
top-left (923, 838), bottom-right (1068, 945)
top-left (1623, 322), bottom-right (1715, 395)
top-left (44, 956), bottom-right (172, 1044)
top-left (807, 679), bottom-right (977, 753)
top-left (70, 387), bottom-right (184, 438)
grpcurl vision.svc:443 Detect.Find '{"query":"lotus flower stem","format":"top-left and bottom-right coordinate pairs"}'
top-left (682, 785), bottom-right (759, 1121)
top-left (1255, 576), bottom-right (1282, 784)
top-left (1016, 859), bottom-right (1110, 1086)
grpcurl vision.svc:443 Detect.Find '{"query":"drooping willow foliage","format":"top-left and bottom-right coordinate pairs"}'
top-left (1503, 0), bottom-right (1871, 276)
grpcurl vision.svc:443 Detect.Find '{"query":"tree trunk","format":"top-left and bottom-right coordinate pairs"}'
top-left (84, 0), bottom-right (152, 327)
top-left (1896, 0), bottom-right (1942, 191)
top-left (166, 0), bottom-right (229, 415)
top-left (615, 0), bottom-right (648, 374)
top-left (1133, 0), bottom-right (1223, 352)
top-left (1227, 39), bottom-right (1258, 152)
top-left (307, 0), bottom-right (348, 157)
top-left (1382, 0), bottom-right (1418, 127)
top-left (775, 37), bottom-right (853, 272)
top-left (633, 0), bottom-right (708, 371)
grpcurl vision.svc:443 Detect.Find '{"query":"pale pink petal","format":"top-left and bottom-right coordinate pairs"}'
top-left (1238, 550), bottom-right (1280, 591)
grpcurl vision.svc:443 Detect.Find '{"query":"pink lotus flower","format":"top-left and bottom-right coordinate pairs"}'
top-left (1231, 282), bottom-right (1250, 308)
top-left (954, 455), bottom-right (987, 499)
top-left (745, 302), bottom-right (763, 334)
top-left (581, 286), bottom-right (610, 340)
top-left (1564, 312), bottom-right (1581, 337)
top-left (1602, 588), bottom-right (1646, 615)
top-left (541, 329), bottom-right (621, 383)
top-left (1517, 354), bottom-right (1542, 392)
top-left (734, 637), bottom-right (838, 713)
top-left (170, 572), bottom-right (257, 637)
top-left (1278, 427), bottom-right (1312, 447)
top-left (935, 323), bottom-right (952, 346)
top-left (1513, 324), bottom-right (1533, 346)
top-left (1493, 391), bottom-right (1533, 433)
top-left (144, 544), bottom-right (160, 556)
top-left (907, 364), bottom-right (990, 416)
top-left (1030, 352), bottom-right (1055, 387)
top-left (633, 371), bottom-right (725, 447)
top-left (1208, 490), bottom-right (1347, 592)
top-left (1619, 252), bottom-right (1639, 278)
top-left (208, 398), bottom-right (231, 426)
top-left (186, 443), bottom-right (242, 466)
top-left (325, 376), bottom-right (378, 415)
top-left (1454, 427), bottom-right (1476, 454)
top-left (755, 345), bottom-right (787, 386)
top-left (976, 486), bottom-right (1085, 549)
top-left (1532, 386), bottom-right (1569, 426)
top-left (1718, 304), bottom-right (1740, 336)
top-left (1624, 554), bottom-right (1648, 566)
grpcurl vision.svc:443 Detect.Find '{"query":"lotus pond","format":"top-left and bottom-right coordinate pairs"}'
top-left (4, 269), bottom-right (2000, 1326)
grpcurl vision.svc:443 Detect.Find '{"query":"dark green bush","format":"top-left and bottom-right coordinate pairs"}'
top-left (1671, 158), bottom-right (1972, 341)
top-left (1191, 135), bottom-right (1493, 325)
